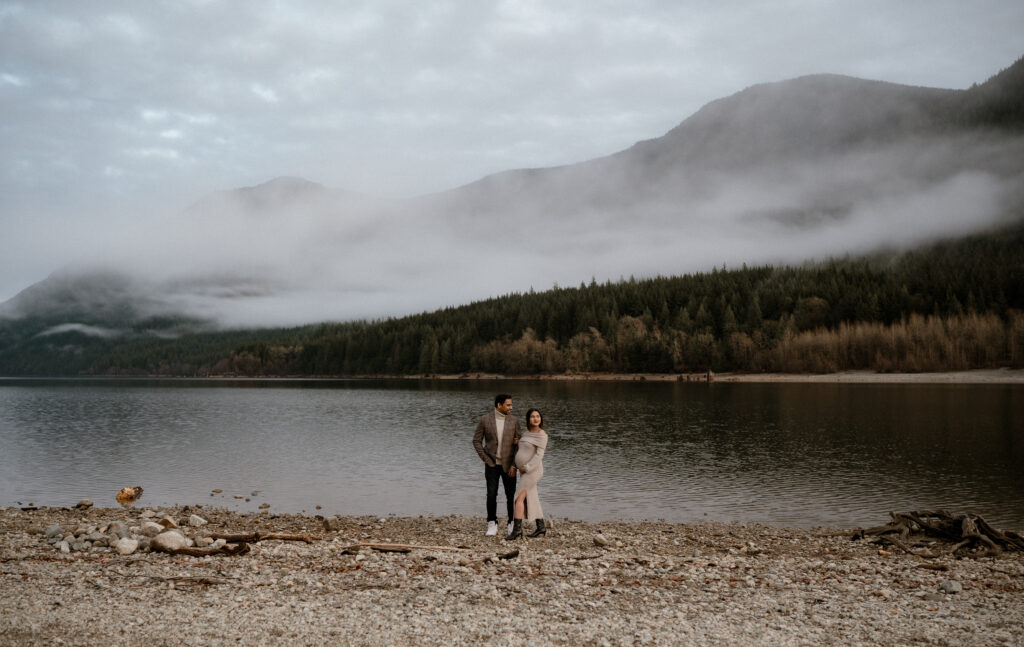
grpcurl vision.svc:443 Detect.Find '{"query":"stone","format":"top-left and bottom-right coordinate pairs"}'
top-left (140, 509), bottom-right (156, 518)
top-left (107, 521), bottom-right (127, 535)
top-left (114, 538), bottom-right (139, 555)
top-left (151, 531), bottom-right (188, 552)
top-left (594, 534), bottom-right (611, 547)
top-left (188, 514), bottom-right (208, 527)
top-left (323, 517), bottom-right (342, 531)
top-left (58, 541), bottom-right (70, 554)
top-left (75, 499), bottom-right (93, 509)
top-left (195, 536), bottom-right (214, 548)
top-left (140, 521), bottom-right (164, 537)
top-left (158, 516), bottom-right (179, 529)
top-left (44, 525), bottom-right (64, 539)
top-left (940, 580), bottom-right (962, 594)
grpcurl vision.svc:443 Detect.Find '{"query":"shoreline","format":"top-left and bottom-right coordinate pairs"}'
top-left (6, 368), bottom-right (1024, 384)
top-left (413, 368), bottom-right (1024, 384)
top-left (2, 506), bottom-right (1022, 646)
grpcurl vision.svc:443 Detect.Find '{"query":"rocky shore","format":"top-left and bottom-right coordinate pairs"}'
top-left (2, 505), bottom-right (1022, 646)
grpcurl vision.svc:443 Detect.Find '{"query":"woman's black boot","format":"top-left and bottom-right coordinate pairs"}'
top-left (527, 518), bottom-right (546, 538)
top-left (504, 519), bottom-right (522, 540)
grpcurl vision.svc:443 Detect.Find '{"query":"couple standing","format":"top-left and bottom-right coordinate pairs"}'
top-left (472, 393), bottom-right (549, 540)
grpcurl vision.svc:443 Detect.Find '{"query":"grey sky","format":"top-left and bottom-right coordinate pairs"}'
top-left (1, 0), bottom-right (1022, 304)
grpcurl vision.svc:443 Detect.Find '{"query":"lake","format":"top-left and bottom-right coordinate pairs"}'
top-left (1, 377), bottom-right (1021, 530)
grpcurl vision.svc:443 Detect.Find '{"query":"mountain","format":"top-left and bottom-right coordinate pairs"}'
top-left (2, 56), bottom-right (1023, 371)
top-left (430, 57), bottom-right (1024, 230)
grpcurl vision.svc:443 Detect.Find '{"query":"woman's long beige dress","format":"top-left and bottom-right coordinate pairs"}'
top-left (514, 431), bottom-right (548, 521)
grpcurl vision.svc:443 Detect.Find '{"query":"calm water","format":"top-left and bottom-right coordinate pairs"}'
top-left (0, 378), bottom-right (1021, 529)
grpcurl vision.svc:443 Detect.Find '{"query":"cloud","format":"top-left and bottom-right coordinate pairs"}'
top-left (1, 1), bottom-right (1023, 307)
top-left (36, 323), bottom-right (122, 339)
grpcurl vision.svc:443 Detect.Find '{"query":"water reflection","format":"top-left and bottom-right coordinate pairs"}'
top-left (0, 378), bottom-right (1021, 529)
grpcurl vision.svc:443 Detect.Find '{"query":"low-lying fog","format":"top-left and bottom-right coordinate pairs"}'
top-left (28, 129), bottom-right (1019, 331)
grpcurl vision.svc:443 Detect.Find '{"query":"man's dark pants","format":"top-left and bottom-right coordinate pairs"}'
top-left (485, 464), bottom-right (516, 523)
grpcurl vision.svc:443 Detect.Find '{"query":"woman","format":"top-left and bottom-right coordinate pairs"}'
top-left (505, 408), bottom-right (549, 539)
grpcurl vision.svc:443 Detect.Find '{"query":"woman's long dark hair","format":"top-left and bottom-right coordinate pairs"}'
top-left (525, 408), bottom-right (544, 431)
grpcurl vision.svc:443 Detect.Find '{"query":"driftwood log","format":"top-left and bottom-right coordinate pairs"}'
top-left (853, 510), bottom-right (1024, 558)
top-left (150, 542), bottom-right (252, 557)
top-left (151, 531), bottom-right (320, 557)
top-left (208, 532), bottom-right (319, 544)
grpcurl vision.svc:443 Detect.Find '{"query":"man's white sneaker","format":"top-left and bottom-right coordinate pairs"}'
top-left (486, 521), bottom-right (497, 536)
top-left (507, 520), bottom-right (514, 535)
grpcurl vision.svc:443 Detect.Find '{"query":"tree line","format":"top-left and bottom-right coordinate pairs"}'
top-left (61, 220), bottom-right (1023, 377)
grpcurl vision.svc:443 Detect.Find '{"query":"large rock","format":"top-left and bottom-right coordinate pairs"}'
top-left (139, 521), bottom-right (164, 537)
top-left (188, 514), bottom-right (208, 527)
top-left (114, 537), bottom-right (139, 555)
top-left (151, 530), bottom-right (188, 552)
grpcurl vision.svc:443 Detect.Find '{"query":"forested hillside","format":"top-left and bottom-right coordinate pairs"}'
top-left (3, 220), bottom-right (1021, 377)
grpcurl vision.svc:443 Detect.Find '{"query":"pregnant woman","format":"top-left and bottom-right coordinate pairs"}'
top-left (505, 408), bottom-right (549, 540)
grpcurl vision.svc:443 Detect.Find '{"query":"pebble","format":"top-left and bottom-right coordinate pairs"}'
top-left (940, 580), bottom-right (963, 594)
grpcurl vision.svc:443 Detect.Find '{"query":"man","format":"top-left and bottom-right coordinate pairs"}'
top-left (472, 393), bottom-right (522, 536)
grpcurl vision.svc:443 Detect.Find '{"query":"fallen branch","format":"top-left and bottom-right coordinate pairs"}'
top-left (163, 575), bottom-right (234, 587)
top-left (344, 541), bottom-right (464, 554)
top-left (207, 532), bottom-right (319, 544)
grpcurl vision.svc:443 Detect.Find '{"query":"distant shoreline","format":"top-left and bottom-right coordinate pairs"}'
top-left (5, 369), bottom-right (1023, 384)
top-left (363, 368), bottom-right (1024, 384)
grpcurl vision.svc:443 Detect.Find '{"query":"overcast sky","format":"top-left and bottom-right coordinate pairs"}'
top-left (1, 0), bottom-right (1022, 303)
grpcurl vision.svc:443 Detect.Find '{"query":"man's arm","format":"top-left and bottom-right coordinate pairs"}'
top-left (507, 417), bottom-right (522, 476)
top-left (472, 417), bottom-right (493, 466)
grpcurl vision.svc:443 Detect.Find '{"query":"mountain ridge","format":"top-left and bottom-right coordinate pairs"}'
top-left (3, 56), bottom-right (1023, 355)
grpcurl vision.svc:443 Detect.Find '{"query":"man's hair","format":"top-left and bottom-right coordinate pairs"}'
top-left (494, 393), bottom-right (512, 407)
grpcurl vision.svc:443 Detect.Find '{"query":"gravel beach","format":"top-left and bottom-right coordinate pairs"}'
top-left (2, 505), bottom-right (1022, 646)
